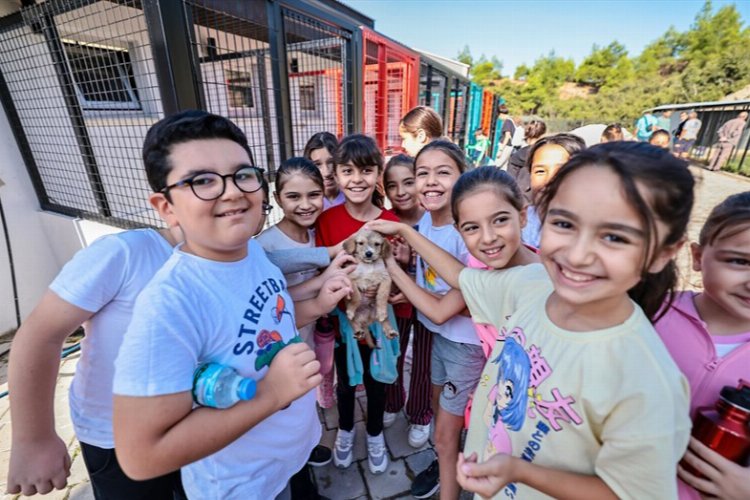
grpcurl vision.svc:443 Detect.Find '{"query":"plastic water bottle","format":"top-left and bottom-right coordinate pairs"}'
top-left (192, 363), bottom-right (257, 409)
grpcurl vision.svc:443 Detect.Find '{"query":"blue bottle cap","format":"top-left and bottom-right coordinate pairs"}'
top-left (238, 378), bottom-right (257, 401)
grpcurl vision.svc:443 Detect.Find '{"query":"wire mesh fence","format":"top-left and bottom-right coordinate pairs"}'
top-left (0, 0), bottom-right (163, 227)
top-left (0, 0), bottom-right (359, 230)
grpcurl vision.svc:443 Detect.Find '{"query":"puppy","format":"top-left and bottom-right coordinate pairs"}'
top-left (342, 228), bottom-right (398, 348)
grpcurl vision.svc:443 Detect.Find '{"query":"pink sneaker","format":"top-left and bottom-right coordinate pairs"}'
top-left (314, 317), bottom-right (336, 375)
top-left (317, 370), bottom-right (335, 409)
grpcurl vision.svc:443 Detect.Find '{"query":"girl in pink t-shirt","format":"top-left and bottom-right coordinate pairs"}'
top-left (655, 191), bottom-right (750, 500)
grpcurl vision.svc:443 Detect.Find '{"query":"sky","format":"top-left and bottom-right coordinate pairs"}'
top-left (340, 0), bottom-right (750, 76)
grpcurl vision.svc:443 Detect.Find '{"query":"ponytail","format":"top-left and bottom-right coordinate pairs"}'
top-left (630, 260), bottom-right (678, 321)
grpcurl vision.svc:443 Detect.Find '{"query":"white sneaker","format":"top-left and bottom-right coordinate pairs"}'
top-left (408, 423), bottom-right (431, 448)
top-left (366, 432), bottom-right (389, 474)
top-left (334, 428), bottom-right (355, 468)
top-left (383, 411), bottom-right (398, 428)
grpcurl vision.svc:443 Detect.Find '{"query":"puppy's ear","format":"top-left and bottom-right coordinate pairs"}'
top-left (343, 236), bottom-right (356, 256)
top-left (381, 238), bottom-right (392, 259)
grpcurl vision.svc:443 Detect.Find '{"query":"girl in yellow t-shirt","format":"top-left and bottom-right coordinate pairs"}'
top-left (370, 142), bottom-right (693, 499)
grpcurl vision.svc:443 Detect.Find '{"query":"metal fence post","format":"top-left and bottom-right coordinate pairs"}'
top-left (39, 12), bottom-right (111, 217)
top-left (267, 0), bottom-right (294, 160)
top-left (143, 0), bottom-right (204, 114)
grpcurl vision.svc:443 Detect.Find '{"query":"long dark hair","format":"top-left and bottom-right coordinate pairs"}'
top-left (537, 141), bottom-right (694, 321)
top-left (334, 134), bottom-right (385, 208)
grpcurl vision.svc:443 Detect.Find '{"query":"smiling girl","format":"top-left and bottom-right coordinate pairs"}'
top-left (257, 157), bottom-right (326, 344)
top-left (655, 192), bottom-right (750, 500)
top-left (315, 134), bottom-right (399, 476)
top-left (376, 142), bottom-right (693, 498)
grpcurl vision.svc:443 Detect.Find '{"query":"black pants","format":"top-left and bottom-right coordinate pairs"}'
top-left (334, 341), bottom-right (386, 436)
top-left (80, 442), bottom-right (186, 500)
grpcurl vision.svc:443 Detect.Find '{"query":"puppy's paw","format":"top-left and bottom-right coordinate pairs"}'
top-left (384, 326), bottom-right (398, 339)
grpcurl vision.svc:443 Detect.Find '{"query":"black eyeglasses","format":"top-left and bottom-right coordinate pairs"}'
top-left (161, 165), bottom-right (265, 201)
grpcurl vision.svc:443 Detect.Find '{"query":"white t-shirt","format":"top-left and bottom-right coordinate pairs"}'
top-left (415, 211), bottom-right (479, 345)
top-left (256, 225), bottom-right (319, 345)
top-left (511, 125), bottom-right (526, 147)
top-left (460, 264), bottom-right (691, 499)
top-left (113, 240), bottom-right (319, 499)
top-left (49, 229), bottom-right (172, 448)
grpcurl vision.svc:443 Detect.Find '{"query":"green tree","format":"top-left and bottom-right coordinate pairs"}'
top-left (471, 54), bottom-right (503, 86)
top-left (487, 0), bottom-right (750, 125)
top-left (575, 41), bottom-right (630, 88)
top-left (457, 45), bottom-right (473, 67)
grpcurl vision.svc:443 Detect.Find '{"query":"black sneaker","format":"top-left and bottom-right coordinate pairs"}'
top-left (307, 445), bottom-right (332, 467)
top-left (411, 459), bottom-right (440, 498)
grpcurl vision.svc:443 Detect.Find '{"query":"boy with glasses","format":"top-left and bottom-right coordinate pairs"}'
top-left (6, 110), bottom-right (341, 499)
top-left (110, 111), bottom-right (350, 499)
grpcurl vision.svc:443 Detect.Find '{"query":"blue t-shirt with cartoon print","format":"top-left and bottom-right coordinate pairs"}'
top-left (114, 240), bottom-right (319, 499)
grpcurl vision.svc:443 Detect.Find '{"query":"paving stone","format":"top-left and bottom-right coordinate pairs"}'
top-left (68, 481), bottom-right (95, 500)
top-left (362, 455), bottom-right (410, 499)
top-left (312, 461), bottom-right (367, 500)
top-left (404, 448), bottom-right (437, 477)
top-left (67, 446), bottom-right (89, 486)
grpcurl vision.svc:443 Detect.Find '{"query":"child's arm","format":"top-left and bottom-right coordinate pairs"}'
top-left (367, 220), bottom-right (465, 289)
top-left (678, 437), bottom-right (750, 500)
top-left (293, 274), bottom-right (352, 328)
top-left (113, 342), bottom-right (319, 480)
top-left (6, 291), bottom-right (91, 496)
top-left (288, 251), bottom-right (356, 301)
top-left (385, 257), bottom-right (467, 324)
top-left (457, 452), bottom-right (618, 500)
top-left (265, 247), bottom-right (330, 274)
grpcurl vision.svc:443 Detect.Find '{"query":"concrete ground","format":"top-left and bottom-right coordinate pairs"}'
top-left (0, 165), bottom-right (748, 499)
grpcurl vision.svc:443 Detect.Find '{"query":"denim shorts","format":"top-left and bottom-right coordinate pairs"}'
top-left (430, 330), bottom-right (485, 416)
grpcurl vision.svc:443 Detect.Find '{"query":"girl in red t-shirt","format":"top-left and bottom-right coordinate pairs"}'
top-left (315, 134), bottom-right (399, 476)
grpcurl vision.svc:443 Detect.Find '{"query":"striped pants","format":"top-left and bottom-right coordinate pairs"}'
top-left (384, 313), bottom-right (434, 425)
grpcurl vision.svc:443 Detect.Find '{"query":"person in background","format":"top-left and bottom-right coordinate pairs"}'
top-left (708, 111), bottom-right (748, 171)
top-left (655, 192), bottom-right (750, 500)
top-left (304, 132), bottom-right (344, 211)
top-left (635, 110), bottom-right (658, 142)
top-left (495, 106), bottom-right (516, 169)
top-left (600, 123), bottom-right (625, 143)
top-left (507, 120), bottom-right (547, 203)
top-left (399, 106), bottom-right (444, 157)
top-left (467, 128), bottom-right (490, 167)
top-left (676, 110), bottom-right (702, 159)
top-left (649, 129), bottom-right (672, 150)
top-left (657, 110), bottom-right (673, 133)
top-left (523, 133), bottom-right (586, 248)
